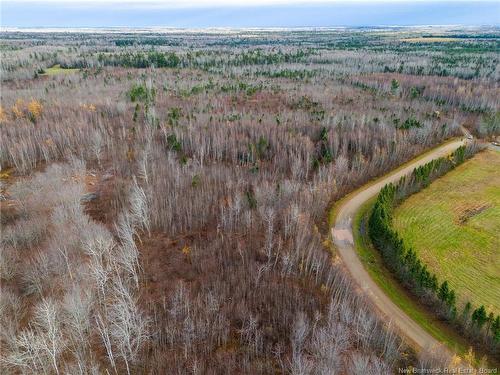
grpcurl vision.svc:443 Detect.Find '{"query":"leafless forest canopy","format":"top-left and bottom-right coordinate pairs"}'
top-left (0, 27), bottom-right (499, 374)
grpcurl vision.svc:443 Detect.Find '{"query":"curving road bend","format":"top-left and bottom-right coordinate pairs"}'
top-left (332, 139), bottom-right (467, 352)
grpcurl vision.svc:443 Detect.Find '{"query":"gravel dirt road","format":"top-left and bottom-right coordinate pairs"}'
top-left (332, 139), bottom-right (466, 352)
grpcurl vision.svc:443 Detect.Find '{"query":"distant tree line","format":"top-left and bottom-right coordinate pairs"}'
top-left (97, 51), bottom-right (181, 69)
top-left (369, 145), bottom-right (500, 352)
top-left (90, 49), bottom-right (312, 70)
top-left (114, 38), bottom-right (181, 47)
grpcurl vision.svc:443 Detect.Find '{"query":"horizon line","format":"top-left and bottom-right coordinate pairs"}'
top-left (2, 25), bottom-right (500, 32)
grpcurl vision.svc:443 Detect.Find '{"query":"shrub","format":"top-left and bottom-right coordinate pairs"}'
top-left (11, 99), bottom-right (25, 119)
top-left (27, 99), bottom-right (43, 123)
top-left (128, 84), bottom-right (148, 102)
top-left (0, 106), bottom-right (7, 122)
top-left (410, 86), bottom-right (423, 99)
top-left (390, 79), bottom-right (399, 94)
top-left (167, 107), bottom-right (182, 126)
top-left (397, 116), bottom-right (422, 130)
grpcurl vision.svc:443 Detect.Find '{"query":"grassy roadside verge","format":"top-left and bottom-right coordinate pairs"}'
top-left (353, 198), bottom-right (472, 357)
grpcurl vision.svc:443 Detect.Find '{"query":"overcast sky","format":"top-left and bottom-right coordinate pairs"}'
top-left (2, 0), bottom-right (499, 28)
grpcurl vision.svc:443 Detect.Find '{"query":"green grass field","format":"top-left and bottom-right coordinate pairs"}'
top-left (41, 64), bottom-right (80, 75)
top-left (393, 150), bottom-right (500, 315)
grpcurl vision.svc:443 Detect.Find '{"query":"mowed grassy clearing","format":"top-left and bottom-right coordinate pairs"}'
top-left (41, 64), bottom-right (80, 75)
top-left (393, 150), bottom-right (500, 315)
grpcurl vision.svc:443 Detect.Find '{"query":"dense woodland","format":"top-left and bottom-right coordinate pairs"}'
top-left (0, 27), bottom-right (499, 374)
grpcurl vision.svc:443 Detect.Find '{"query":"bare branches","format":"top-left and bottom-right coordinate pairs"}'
top-left (3, 28), bottom-right (493, 373)
top-left (33, 298), bottom-right (66, 375)
top-left (128, 177), bottom-right (150, 236)
top-left (108, 277), bottom-right (149, 374)
top-left (0, 160), bottom-right (151, 374)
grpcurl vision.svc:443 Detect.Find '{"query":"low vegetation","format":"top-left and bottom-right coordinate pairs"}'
top-left (37, 64), bottom-right (80, 76)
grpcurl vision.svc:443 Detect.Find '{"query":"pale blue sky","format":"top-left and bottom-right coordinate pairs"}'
top-left (2, 1), bottom-right (499, 28)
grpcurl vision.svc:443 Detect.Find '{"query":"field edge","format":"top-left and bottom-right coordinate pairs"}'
top-left (353, 196), bottom-right (499, 367)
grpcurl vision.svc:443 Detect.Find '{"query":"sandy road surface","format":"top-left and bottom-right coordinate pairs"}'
top-left (332, 139), bottom-right (466, 352)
